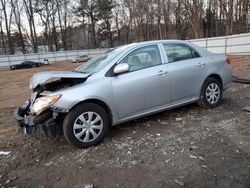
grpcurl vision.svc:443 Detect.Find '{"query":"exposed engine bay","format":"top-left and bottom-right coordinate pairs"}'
top-left (35, 77), bottom-right (86, 93)
top-left (14, 71), bottom-right (89, 138)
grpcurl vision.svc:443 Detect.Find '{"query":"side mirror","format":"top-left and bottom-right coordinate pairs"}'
top-left (113, 63), bottom-right (129, 75)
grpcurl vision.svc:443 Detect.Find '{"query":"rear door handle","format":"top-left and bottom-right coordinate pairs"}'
top-left (158, 70), bottom-right (168, 75)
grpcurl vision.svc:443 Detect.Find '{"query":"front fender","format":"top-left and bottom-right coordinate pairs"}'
top-left (51, 77), bottom-right (119, 125)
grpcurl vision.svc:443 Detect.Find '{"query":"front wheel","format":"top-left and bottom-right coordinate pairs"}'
top-left (63, 103), bottom-right (110, 148)
top-left (198, 77), bottom-right (223, 108)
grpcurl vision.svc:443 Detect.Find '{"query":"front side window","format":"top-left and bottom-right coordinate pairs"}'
top-left (120, 45), bottom-right (162, 72)
top-left (163, 43), bottom-right (200, 63)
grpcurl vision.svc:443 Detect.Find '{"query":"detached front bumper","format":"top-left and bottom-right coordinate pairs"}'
top-left (14, 103), bottom-right (64, 138)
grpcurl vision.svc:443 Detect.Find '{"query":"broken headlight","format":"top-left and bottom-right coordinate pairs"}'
top-left (30, 95), bottom-right (61, 115)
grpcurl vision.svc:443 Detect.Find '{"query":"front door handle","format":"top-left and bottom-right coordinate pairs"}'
top-left (158, 70), bottom-right (168, 75)
top-left (198, 62), bottom-right (205, 67)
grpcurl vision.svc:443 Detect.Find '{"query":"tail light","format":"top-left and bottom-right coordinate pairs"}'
top-left (226, 57), bottom-right (231, 65)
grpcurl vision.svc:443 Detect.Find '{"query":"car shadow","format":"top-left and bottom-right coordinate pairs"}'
top-left (109, 102), bottom-right (200, 138)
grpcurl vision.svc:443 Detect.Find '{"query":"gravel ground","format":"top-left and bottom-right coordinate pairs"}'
top-left (0, 57), bottom-right (250, 188)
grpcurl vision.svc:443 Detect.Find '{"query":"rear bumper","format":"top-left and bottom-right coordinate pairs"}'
top-left (14, 105), bottom-right (63, 138)
top-left (222, 65), bottom-right (234, 90)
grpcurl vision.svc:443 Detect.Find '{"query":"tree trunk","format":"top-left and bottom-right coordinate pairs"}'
top-left (28, 0), bottom-right (38, 52)
top-left (56, 0), bottom-right (67, 50)
top-left (90, 13), bottom-right (97, 48)
top-left (0, 22), bottom-right (6, 54)
top-left (11, 0), bottom-right (26, 54)
top-left (1, 0), bottom-right (14, 54)
top-left (52, 18), bottom-right (58, 51)
top-left (23, 0), bottom-right (37, 53)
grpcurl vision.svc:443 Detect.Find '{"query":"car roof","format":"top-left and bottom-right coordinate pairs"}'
top-left (118, 40), bottom-right (193, 50)
top-left (23, 61), bottom-right (32, 63)
top-left (134, 39), bottom-right (190, 45)
top-left (111, 39), bottom-right (212, 58)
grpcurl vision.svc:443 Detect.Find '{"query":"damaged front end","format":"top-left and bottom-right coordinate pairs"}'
top-left (14, 71), bottom-right (89, 138)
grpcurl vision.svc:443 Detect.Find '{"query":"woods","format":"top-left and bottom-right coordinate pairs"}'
top-left (0, 0), bottom-right (249, 54)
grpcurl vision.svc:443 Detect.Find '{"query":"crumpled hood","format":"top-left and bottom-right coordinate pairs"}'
top-left (30, 71), bottom-right (89, 89)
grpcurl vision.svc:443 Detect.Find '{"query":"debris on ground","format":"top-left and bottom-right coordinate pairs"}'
top-left (174, 179), bottom-right (185, 186)
top-left (189, 154), bottom-right (198, 159)
top-left (0, 151), bottom-right (11, 156)
top-left (198, 156), bottom-right (205, 160)
top-left (84, 184), bottom-right (94, 188)
top-left (243, 106), bottom-right (250, 112)
top-left (175, 118), bottom-right (182, 121)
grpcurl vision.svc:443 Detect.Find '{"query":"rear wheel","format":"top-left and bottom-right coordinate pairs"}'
top-left (198, 77), bottom-right (223, 108)
top-left (63, 103), bottom-right (110, 148)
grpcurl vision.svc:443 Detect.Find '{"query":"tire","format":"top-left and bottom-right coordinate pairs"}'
top-left (63, 103), bottom-right (110, 148)
top-left (198, 77), bottom-right (223, 108)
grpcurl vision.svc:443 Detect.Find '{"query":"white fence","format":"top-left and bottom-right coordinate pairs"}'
top-left (0, 33), bottom-right (249, 67)
top-left (189, 32), bottom-right (250, 55)
top-left (0, 48), bottom-right (109, 67)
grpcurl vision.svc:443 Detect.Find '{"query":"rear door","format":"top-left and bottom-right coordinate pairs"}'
top-left (161, 43), bottom-right (207, 103)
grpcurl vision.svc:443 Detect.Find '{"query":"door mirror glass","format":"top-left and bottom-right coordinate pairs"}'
top-left (113, 63), bottom-right (129, 74)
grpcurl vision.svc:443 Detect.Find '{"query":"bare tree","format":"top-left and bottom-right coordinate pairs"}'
top-left (35, 0), bottom-right (58, 51)
top-left (0, 9), bottom-right (6, 53)
top-left (56, 0), bottom-right (70, 50)
top-left (180, 0), bottom-right (204, 39)
top-left (0, 0), bottom-right (249, 54)
top-left (11, 0), bottom-right (26, 53)
top-left (23, 0), bottom-right (38, 53)
top-left (75, 0), bottom-right (99, 48)
top-left (96, 0), bottom-right (115, 47)
top-left (0, 0), bottom-right (14, 54)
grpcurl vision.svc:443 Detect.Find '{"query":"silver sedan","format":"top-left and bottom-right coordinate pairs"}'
top-left (15, 40), bottom-right (233, 148)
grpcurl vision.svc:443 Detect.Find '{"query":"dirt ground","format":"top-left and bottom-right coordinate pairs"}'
top-left (0, 56), bottom-right (250, 188)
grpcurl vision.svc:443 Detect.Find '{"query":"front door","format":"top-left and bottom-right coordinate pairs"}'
top-left (111, 45), bottom-right (170, 119)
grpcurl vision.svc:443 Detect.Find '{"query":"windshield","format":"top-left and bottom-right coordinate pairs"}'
top-left (74, 44), bottom-right (135, 74)
top-left (74, 49), bottom-right (117, 74)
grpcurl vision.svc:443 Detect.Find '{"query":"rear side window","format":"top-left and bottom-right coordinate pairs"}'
top-left (23, 61), bottom-right (30, 65)
top-left (163, 43), bottom-right (200, 63)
